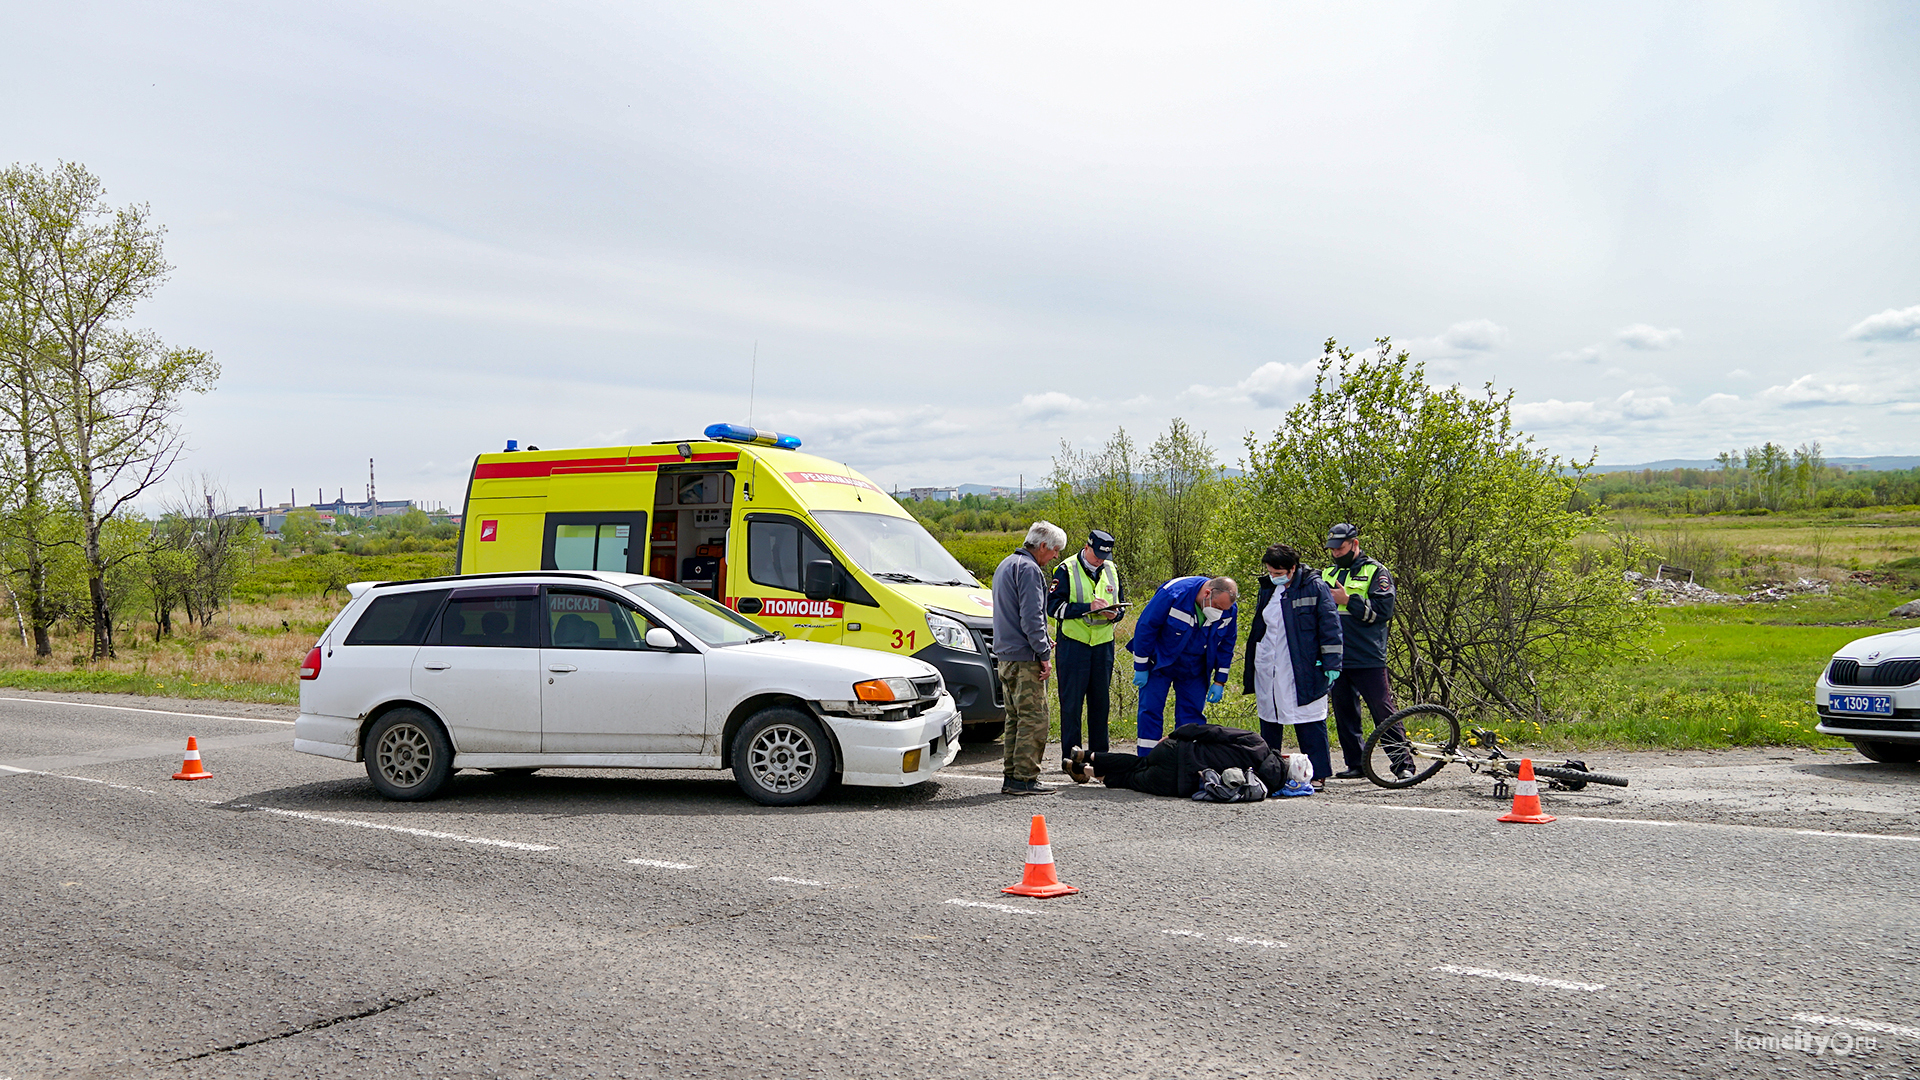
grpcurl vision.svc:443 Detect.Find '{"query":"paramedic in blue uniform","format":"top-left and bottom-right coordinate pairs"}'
top-left (1049, 529), bottom-right (1124, 766)
top-left (1127, 575), bottom-right (1239, 756)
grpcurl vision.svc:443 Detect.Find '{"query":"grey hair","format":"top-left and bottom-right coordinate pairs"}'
top-left (1206, 576), bottom-right (1239, 603)
top-left (1023, 520), bottom-right (1068, 552)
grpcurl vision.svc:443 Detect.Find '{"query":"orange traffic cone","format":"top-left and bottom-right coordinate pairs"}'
top-left (1003, 814), bottom-right (1079, 898)
top-left (1497, 758), bottom-right (1554, 823)
top-left (171, 737), bottom-right (212, 781)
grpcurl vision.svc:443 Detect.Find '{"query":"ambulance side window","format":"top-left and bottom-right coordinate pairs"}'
top-left (748, 519), bottom-right (833, 592)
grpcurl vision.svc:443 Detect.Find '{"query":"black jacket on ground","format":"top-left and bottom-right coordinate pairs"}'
top-left (1105, 723), bottom-right (1274, 797)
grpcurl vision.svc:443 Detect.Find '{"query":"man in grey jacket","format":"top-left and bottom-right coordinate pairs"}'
top-left (992, 520), bottom-right (1068, 795)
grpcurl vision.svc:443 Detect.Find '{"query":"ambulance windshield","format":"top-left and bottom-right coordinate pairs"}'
top-left (812, 511), bottom-right (980, 588)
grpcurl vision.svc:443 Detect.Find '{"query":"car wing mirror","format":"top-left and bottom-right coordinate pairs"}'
top-left (803, 559), bottom-right (836, 601)
top-left (644, 627), bottom-right (678, 650)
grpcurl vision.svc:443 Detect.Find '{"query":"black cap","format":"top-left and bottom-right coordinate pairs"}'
top-left (1088, 530), bottom-right (1116, 557)
top-left (1325, 523), bottom-right (1359, 549)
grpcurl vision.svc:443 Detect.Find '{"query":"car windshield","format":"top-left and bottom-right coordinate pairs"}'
top-left (811, 510), bottom-right (980, 586)
top-left (625, 583), bottom-right (770, 646)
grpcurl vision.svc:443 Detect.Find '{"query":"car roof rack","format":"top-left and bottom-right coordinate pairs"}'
top-left (364, 570), bottom-right (627, 591)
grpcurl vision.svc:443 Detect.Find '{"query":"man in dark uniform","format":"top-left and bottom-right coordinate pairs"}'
top-left (1048, 529), bottom-right (1123, 768)
top-left (1322, 523), bottom-right (1411, 780)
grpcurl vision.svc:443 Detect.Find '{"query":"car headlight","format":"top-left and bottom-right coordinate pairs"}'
top-left (854, 677), bottom-right (916, 703)
top-left (925, 611), bottom-right (976, 653)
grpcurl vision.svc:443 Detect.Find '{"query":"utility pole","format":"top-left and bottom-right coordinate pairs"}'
top-left (367, 458), bottom-right (376, 508)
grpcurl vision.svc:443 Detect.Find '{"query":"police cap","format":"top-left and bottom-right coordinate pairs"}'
top-left (1325, 523), bottom-right (1359, 549)
top-left (1088, 530), bottom-right (1116, 557)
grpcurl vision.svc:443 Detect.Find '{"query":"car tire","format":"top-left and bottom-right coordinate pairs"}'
top-left (960, 721), bottom-right (1005, 744)
top-left (732, 707), bottom-right (836, 806)
top-left (1852, 740), bottom-right (1920, 764)
top-left (365, 708), bottom-right (456, 801)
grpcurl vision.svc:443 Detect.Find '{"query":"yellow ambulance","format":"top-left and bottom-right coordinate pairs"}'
top-left (456, 425), bottom-right (1007, 738)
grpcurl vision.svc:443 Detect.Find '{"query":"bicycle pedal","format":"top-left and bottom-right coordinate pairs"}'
top-left (1492, 779), bottom-right (1510, 799)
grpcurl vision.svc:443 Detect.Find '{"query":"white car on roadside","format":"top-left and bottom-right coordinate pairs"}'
top-left (1813, 626), bottom-right (1920, 764)
top-left (293, 571), bottom-right (961, 805)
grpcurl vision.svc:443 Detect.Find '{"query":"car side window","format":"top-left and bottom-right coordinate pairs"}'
top-left (437, 595), bottom-right (538, 648)
top-left (344, 590), bottom-right (449, 646)
top-left (545, 589), bottom-right (648, 650)
top-left (748, 518), bottom-right (835, 592)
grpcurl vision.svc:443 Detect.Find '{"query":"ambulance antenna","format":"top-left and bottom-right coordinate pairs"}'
top-left (748, 340), bottom-right (758, 426)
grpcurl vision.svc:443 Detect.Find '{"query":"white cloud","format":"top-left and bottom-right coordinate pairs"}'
top-left (1436, 319), bottom-right (1509, 351)
top-left (1758, 375), bottom-right (1886, 407)
top-left (1184, 360), bottom-right (1318, 409)
top-left (1726, 368), bottom-right (1751, 378)
top-left (1845, 304), bottom-right (1920, 342)
top-left (1553, 344), bottom-right (1605, 364)
top-left (1699, 392), bottom-right (1741, 412)
top-left (1015, 391), bottom-right (1088, 421)
top-left (1615, 324), bottom-right (1684, 350)
top-left (770, 405), bottom-right (966, 447)
top-left (1511, 388), bottom-right (1672, 428)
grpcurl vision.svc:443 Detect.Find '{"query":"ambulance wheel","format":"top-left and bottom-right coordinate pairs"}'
top-left (960, 721), bottom-right (1005, 744)
top-left (733, 708), bottom-right (835, 806)
top-left (365, 709), bottom-right (454, 801)
top-left (1853, 740), bottom-right (1920, 764)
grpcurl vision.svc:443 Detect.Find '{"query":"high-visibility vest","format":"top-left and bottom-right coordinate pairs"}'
top-left (1324, 559), bottom-right (1381, 617)
top-left (1058, 556), bottom-right (1122, 646)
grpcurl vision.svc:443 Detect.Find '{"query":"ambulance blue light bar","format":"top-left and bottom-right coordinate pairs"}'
top-left (704, 423), bottom-right (802, 450)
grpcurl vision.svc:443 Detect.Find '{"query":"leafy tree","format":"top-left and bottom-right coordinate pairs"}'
top-left (1045, 426), bottom-right (1163, 585)
top-left (1146, 418), bottom-right (1222, 581)
top-left (279, 508), bottom-right (327, 553)
top-left (0, 165), bottom-right (64, 654)
top-left (1209, 339), bottom-right (1653, 719)
top-left (3, 163), bottom-right (216, 656)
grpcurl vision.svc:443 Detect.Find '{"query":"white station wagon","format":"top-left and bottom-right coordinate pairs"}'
top-left (1814, 625), bottom-right (1920, 764)
top-left (294, 571), bottom-right (961, 805)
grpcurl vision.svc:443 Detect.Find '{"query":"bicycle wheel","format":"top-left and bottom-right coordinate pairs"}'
top-left (1362, 703), bottom-right (1459, 789)
top-left (1532, 765), bottom-right (1628, 788)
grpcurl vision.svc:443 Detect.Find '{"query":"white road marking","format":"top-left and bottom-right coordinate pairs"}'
top-left (1378, 805), bottom-right (1469, 814)
top-left (1566, 816), bottom-right (1678, 827)
top-left (1160, 928), bottom-right (1285, 948)
top-left (0, 697), bottom-right (294, 725)
top-left (1795, 829), bottom-right (1920, 843)
top-left (768, 876), bottom-right (827, 886)
top-left (230, 804), bottom-right (556, 851)
top-left (1790, 1012), bottom-right (1920, 1040)
top-left (626, 858), bottom-right (698, 869)
top-left (944, 898), bottom-right (1040, 915)
top-left (1432, 964), bottom-right (1605, 992)
top-left (0, 763), bottom-right (163, 795)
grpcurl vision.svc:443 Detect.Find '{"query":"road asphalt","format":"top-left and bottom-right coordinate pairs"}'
top-left (3, 691), bottom-right (1915, 1079)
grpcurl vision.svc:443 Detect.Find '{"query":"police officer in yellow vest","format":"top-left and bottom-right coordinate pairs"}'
top-left (1048, 530), bottom-right (1124, 768)
top-left (1323, 522), bottom-right (1413, 780)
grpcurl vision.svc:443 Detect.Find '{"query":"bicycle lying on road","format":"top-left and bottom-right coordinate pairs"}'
top-left (1361, 703), bottom-right (1629, 793)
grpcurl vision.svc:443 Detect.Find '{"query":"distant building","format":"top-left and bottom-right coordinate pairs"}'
top-left (907, 486), bottom-right (958, 502)
top-left (222, 498), bottom-right (419, 537)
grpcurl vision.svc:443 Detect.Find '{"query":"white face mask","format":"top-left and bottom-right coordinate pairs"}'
top-left (1268, 571), bottom-right (1290, 586)
top-left (1201, 605), bottom-right (1223, 625)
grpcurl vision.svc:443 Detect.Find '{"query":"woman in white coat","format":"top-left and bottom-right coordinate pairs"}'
top-left (1240, 544), bottom-right (1344, 785)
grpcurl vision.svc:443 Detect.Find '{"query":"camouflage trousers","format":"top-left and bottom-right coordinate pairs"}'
top-left (998, 660), bottom-right (1051, 783)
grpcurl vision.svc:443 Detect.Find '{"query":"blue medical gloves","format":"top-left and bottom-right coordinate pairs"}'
top-left (1133, 669), bottom-right (1149, 687)
top-left (1207, 683), bottom-right (1225, 704)
top-left (1327, 669), bottom-right (1341, 683)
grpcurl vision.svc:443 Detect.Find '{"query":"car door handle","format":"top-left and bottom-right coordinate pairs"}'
top-left (422, 662), bottom-right (451, 671)
top-left (548, 664), bottom-right (577, 673)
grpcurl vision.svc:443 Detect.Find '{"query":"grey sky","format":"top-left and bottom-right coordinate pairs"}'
top-left (6, 1), bottom-right (1916, 507)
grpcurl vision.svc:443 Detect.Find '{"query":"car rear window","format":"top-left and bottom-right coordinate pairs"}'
top-left (343, 590), bottom-right (450, 646)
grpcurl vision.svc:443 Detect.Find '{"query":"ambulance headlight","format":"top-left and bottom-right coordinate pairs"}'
top-left (925, 611), bottom-right (976, 653)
